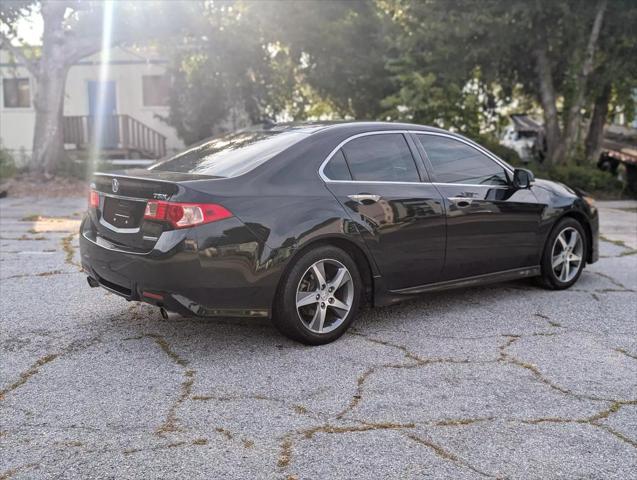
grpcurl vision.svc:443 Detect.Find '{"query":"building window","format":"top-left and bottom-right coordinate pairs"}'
top-left (3, 78), bottom-right (31, 108)
top-left (142, 75), bottom-right (170, 107)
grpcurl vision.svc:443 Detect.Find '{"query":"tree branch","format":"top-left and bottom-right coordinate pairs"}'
top-left (0, 31), bottom-right (39, 75)
top-left (64, 35), bottom-right (103, 65)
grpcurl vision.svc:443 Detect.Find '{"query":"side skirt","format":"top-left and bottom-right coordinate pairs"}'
top-left (374, 266), bottom-right (541, 306)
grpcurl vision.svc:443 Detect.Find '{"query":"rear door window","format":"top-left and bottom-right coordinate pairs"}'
top-left (151, 130), bottom-right (307, 177)
top-left (341, 133), bottom-right (420, 182)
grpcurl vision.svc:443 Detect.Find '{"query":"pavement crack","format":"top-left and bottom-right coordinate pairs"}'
top-left (145, 333), bottom-right (189, 368)
top-left (431, 417), bottom-right (495, 427)
top-left (0, 353), bottom-right (60, 401)
top-left (155, 369), bottom-right (195, 436)
top-left (0, 235), bottom-right (47, 241)
top-left (520, 399), bottom-right (637, 448)
top-left (338, 331), bottom-right (483, 419)
top-left (497, 335), bottom-right (619, 402)
top-left (61, 233), bottom-right (81, 269)
top-left (336, 366), bottom-right (376, 419)
top-left (278, 421), bottom-right (415, 470)
top-left (597, 424), bottom-right (637, 448)
top-left (591, 271), bottom-right (634, 292)
top-left (349, 331), bottom-right (426, 363)
top-left (215, 426), bottom-right (234, 440)
top-left (586, 399), bottom-right (637, 423)
top-left (3, 270), bottom-right (74, 280)
top-left (406, 433), bottom-right (496, 477)
top-left (135, 333), bottom-right (193, 437)
top-left (614, 348), bottom-right (637, 360)
top-left (191, 393), bottom-right (325, 420)
top-left (0, 463), bottom-right (38, 480)
top-left (123, 438), bottom-right (209, 456)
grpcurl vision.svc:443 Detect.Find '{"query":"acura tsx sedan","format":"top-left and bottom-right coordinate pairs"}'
top-left (80, 122), bottom-right (598, 344)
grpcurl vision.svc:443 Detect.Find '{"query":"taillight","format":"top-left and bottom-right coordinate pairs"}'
top-left (89, 190), bottom-right (100, 209)
top-left (144, 200), bottom-right (232, 228)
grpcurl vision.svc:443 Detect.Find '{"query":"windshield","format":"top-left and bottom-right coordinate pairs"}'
top-left (150, 130), bottom-right (308, 177)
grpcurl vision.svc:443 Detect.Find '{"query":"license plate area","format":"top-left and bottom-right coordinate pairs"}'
top-left (102, 196), bottom-right (146, 230)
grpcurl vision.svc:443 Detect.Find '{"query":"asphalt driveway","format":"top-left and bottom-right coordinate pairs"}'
top-left (1, 197), bottom-right (636, 479)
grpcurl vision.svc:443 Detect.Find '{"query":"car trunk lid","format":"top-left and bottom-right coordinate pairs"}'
top-left (90, 170), bottom-right (218, 251)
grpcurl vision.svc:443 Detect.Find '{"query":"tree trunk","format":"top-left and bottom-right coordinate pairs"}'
top-left (584, 81), bottom-right (611, 164)
top-left (534, 44), bottom-right (563, 164)
top-left (29, 1), bottom-right (70, 177)
top-left (31, 63), bottom-right (70, 177)
top-left (561, 0), bottom-right (607, 163)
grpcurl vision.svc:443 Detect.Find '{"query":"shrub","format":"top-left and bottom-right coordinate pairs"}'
top-left (0, 147), bottom-right (17, 179)
top-left (543, 164), bottom-right (624, 196)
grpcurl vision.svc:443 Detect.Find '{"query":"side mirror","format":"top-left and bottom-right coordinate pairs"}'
top-left (513, 168), bottom-right (534, 189)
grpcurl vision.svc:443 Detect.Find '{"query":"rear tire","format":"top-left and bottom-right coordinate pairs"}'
top-left (538, 217), bottom-right (587, 290)
top-left (272, 246), bottom-right (362, 345)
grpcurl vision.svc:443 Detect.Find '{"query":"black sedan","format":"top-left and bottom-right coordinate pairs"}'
top-left (80, 122), bottom-right (599, 344)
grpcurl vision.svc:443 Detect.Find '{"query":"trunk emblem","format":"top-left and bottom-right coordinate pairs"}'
top-left (112, 178), bottom-right (119, 193)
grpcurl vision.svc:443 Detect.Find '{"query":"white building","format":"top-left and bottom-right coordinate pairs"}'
top-left (0, 46), bottom-right (184, 167)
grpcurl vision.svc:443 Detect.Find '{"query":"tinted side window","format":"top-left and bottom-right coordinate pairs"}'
top-left (323, 150), bottom-right (352, 180)
top-left (342, 133), bottom-right (419, 182)
top-left (417, 135), bottom-right (508, 186)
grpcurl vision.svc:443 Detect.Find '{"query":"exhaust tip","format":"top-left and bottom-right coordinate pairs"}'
top-left (87, 276), bottom-right (99, 288)
top-left (159, 307), bottom-right (169, 320)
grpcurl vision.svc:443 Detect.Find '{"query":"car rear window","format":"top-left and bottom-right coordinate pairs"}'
top-left (150, 130), bottom-right (308, 177)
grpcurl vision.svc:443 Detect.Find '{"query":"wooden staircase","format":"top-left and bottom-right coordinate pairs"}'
top-left (63, 114), bottom-right (167, 160)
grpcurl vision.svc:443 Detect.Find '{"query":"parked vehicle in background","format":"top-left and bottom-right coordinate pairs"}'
top-left (500, 114), bottom-right (545, 163)
top-left (597, 125), bottom-right (637, 194)
top-left (80, 122), bottom-right (599, 344)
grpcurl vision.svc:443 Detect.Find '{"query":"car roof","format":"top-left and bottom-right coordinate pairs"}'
top-left (257, 120), bottom-right (450, 135)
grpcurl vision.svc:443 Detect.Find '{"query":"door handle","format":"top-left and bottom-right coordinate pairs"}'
top-left (448, 197), bottom-right (473, 207)
top-left (348, 194), bottom-right (381, 204)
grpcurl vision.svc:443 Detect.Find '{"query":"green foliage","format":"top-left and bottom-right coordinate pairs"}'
top-left (541, 164), bottom-right (623, 196)
top-left (164, 0), bottom-right (396, 143)
top-left (0, 146), bottom-right (17, 179)
top-left (475, 135), bottom-right (524, 167)
top-left (159, 0), bottom-right (635, 183)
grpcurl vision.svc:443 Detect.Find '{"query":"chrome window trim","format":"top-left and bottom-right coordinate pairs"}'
top-left (431, 182), bottom-right (510, 189)
top-left (318, 129), bottom-right (514, 185)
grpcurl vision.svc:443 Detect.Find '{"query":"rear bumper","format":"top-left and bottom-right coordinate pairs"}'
top-left (79, 216), bottom-right (278, 317)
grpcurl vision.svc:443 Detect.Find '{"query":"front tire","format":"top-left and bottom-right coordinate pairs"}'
top-left (272, 246), bottom-right (362, 345)
top-left (538, 218), bottom-right (587, 290)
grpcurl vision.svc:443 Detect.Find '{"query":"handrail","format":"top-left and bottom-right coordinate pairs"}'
top-left (63, 114), bottom-right (167, 158)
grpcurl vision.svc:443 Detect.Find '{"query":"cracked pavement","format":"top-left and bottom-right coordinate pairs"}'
top-left (1, 197), bottom-right (636, 479)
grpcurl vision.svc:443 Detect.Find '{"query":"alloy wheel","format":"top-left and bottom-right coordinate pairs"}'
top-left (295, 259), bottom-right (354, 334)
top-left (551, 227), bottom-right (584, 283)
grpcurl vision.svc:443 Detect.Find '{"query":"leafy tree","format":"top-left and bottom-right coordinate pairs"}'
top-left (584, 0), bottom-right (637, 163)
top-left (164, 0), bottom-right (397, 143)
top-left (383, 0), bottom-right (617, 165)
top-left (0, 0), bottom-right (191, 176)
top-left (165, 2), bottom-right (299, 144)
